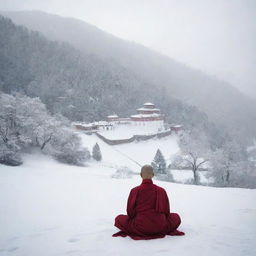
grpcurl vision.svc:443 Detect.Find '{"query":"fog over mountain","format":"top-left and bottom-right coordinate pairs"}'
top-left (1, 10), bottom-right (256, 145)
top-left (1, 0), bottom-right (255, 99)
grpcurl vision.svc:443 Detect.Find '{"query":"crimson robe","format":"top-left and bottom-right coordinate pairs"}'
top-left (113, 179), bottom-right (184, 240)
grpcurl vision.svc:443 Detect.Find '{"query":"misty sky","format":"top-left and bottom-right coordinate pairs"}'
top-left (1, 0), bottom-right (255, 97)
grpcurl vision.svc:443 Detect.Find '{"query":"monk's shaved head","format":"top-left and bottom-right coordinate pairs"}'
top-left (140, 165), bottom-right (154, 179)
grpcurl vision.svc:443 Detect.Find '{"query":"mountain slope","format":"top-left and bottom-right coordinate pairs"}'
top-left (0, 15), bottom-right (224, 147)
top-left (2, 10), bottom-right (256, 143)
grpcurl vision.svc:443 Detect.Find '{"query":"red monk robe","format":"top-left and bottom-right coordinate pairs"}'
top-left (113, 179), bottom-right (184, 240)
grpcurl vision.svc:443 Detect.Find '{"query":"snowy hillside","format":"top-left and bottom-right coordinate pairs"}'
top-left (0, 153), bottom-right (255, 256)
top-left (80, 133), bottom-right (179, 169)
top-left (80, 133), bottom-right (207, 183)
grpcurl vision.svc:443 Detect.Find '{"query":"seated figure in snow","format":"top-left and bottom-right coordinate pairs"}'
top-left (113, 165), bottom-right (184, 240)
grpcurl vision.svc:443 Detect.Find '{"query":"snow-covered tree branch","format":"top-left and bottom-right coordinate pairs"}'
top-left (0, 93), bottom-right (90, 166)
top-left (178, 131), bottom-right (210, 185)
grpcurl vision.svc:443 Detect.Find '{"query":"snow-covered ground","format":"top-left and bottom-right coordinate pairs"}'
top-left (1, 134), bottom-right (255, 255)
top-left (0, 153), bottom-right (255, 256)
top-left (80, 133), bottom-right (179, 170)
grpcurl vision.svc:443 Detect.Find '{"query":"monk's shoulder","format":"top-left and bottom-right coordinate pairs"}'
top-left (154, 184), bottom-right (167, 194)
top-left (130, 186), bottom-right (140, 193)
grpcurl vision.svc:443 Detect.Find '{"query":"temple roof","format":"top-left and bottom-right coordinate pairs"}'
top-left (131, 113), bottom-right (163, 118)
top-left (143, 102), bottom-right (155, 106)
top-left (137, 107), bottom-right (160, 111)
top-left (107, 114), bottom-right (119, 118)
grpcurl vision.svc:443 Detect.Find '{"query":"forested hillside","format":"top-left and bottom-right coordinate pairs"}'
top-left (0, 16), bottom-right (224, 148)
top-left (2, 10), bottom-right (256, 144)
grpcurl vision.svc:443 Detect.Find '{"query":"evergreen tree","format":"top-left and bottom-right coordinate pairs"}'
top-left (92, 143), bottom-right (102, 161)
top-left (151, 149), bottom-right (166, 175)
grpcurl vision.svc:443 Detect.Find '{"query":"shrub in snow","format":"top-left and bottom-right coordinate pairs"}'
top-left (92, 143), bottom-right (102, 161)
top-left (229, 162), bottom-right (256, 189)
top-left (183, 178), bottom-right (195, 185)
top-left (151, 149), bottom-right (167, 175)
top-left (48, 130), bottom-right (91, 166)
top-left (0, 142), bottom-right (22, 166)
top-left (207, 140), bottom-right (256, 188)
top-left (53, 147), bottom-right (90, 166)
top-left (208, 150), bottom-right (256, 188)
top-left (112, 166), bottom-right (133, 179)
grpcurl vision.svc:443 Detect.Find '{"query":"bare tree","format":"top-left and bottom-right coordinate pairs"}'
top-left (179, 132), bottom-right (210, 185)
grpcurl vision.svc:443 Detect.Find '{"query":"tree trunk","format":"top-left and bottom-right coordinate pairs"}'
top-left (40, 135), bottom-right (52, 150)
top-left (225, 170), bottom-right (230, 185)
top-left (193, 168), bottom-right (199, 185)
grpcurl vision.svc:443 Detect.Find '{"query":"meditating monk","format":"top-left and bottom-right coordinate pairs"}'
top-left (113, 164), bottom-right (184, 240)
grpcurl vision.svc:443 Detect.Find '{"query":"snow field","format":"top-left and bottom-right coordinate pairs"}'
top-left (0, 154), bottom-right (255, 256)
top-left (0, 134), bottom-right (255, 256)
top-left (80, 133), bottom-right (179, 169)
top-left (80, 133), bottom-right (207, 183)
